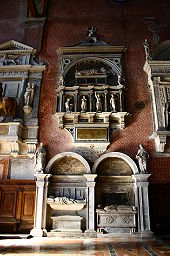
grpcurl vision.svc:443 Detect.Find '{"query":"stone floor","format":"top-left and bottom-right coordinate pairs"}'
top-left (0, 236), bottom-right (170, 255)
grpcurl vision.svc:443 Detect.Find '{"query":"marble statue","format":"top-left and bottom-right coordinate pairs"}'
top-left (110, 94), bottom-right (116, 112)
top-left (95, 92), bottom-right (102, 112)
top-left (65, 98), bottom-right (73, 113)
top-left (81, 96), bottom-right (87, 112)
top-left (34, 143), bottom-right (47, 173)
top-left (24, 82), bottom-right (35, 107)
top-left (143, 39), bottom-right (152, 60)
top-left (47, 196), bottom-right (86, 205)
top-left (75, 67), bottom-right (106, 77)
top-left (136, 144), bottom-right (149, 173)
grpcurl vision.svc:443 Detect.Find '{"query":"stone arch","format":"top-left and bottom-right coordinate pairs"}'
top-left (63, 56), bottom-right (121, 78)
top-left (152, 40), bottom-right (170, 60)
top-left (45, 151), bottom-right (91, 174)
top-left (92, 152), bottom-right (139, 175)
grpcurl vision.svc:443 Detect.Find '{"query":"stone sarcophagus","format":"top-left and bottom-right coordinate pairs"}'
top-left (96, 205), bottom-right (137, 234)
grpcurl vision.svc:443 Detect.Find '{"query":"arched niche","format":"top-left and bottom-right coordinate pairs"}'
top-left (63, 57), bottom-right (121, 88)
top-left (152, 40), bottom-right (170, 60)
top-left (45, 152), bottom-right (90, 232)
top-left (46, 152), bottom-right (91, 175)
top-left (92, 152), bottom-right (139, 175)
top-left (92, 152), bottom-right (138, 209)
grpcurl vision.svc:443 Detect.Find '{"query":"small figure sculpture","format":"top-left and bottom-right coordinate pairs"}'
top-left (136, 144), bottom-right (149, 174)
top-left (95, 92), bottom-right (102, 112)
top-left (117, 75), bottom-right (125, 87)
top-left (65, 98), bottom-right (73, 113)
top-left (165, 101), bottom-right (170, 130)
top-left (81, 96), bottom-right (87, 112)
top-left (110, 94), bottom-right (116, 112)
top-left (34, 143), bottom-right (47, 173)
top-left (0, 53), bottom-right (17, 66)
top-left (58, 75), bottom-right (64, 86)
top-left (143, 39), bottom-right (152, 60)
top-left (87, 27), bottom-right (96, 38)
top-left (24, 82), bottom-right (35, 107)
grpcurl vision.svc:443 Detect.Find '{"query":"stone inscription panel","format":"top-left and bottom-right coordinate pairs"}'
top-left (76, 128), bottom-right (108, 141)
top-left (8, 158), bottom-right (34, 180)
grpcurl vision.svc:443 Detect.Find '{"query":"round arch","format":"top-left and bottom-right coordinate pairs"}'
top-left (63, 56), bottom-right (121, 78)
top-left (45, 151), bottom-right (91, 174)
top-left (152, 40), bottom-right (170, 60)
top-left (92, 152), bottom-right (139, 174)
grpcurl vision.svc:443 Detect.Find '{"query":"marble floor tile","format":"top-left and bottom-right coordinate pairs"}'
top-left (0, 236), bottom-right (170, 256)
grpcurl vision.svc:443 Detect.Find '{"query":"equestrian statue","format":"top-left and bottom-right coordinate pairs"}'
top-left (0, 82), bottom-right (17, 122)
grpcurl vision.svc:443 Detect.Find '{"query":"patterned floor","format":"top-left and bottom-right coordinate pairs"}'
top-left (0, 236), bottom-right (170, 255)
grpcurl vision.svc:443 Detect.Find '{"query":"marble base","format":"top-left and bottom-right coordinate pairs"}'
top-left (51, 215), bottom-right (83, 232)
top-left (30, 228), bottom-right (43, 237)
top-left (84, 229), bottom-right (97, 238)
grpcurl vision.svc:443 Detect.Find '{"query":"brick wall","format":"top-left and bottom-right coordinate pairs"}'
top-left (0, 0), bottom-right (170, 183)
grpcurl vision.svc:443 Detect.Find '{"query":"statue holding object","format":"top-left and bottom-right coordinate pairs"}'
top-left (95, 92), bottom-right (102, 112)
top-left (143, 39), bottom-right (152, 61)
top-left (136, 144), bottom-right (149, 174)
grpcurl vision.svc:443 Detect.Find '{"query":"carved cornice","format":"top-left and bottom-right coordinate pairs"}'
top-left (145, 60), bottom-right (170, 76)
top-left (58, 46), bottom-right (127, 55)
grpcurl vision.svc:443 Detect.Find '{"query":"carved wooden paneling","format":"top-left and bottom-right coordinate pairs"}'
top-left (0, 180), bottom-right (35, 233)
top-left (21, 190), bottom-right (35, 220)
top-left (0, 189), bottom-right (17, 218)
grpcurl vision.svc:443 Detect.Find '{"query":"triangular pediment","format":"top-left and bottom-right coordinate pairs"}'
top-left (0, 40), bottom-right (33, 52)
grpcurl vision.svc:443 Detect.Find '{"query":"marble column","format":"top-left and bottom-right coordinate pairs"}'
top-left (73, 86), bottom-right (79, 112)
top-left (59, 86), bottom-right (65, 112)
top-left (132, 174), bottom-right (152, 236)
top-left (119, 90), bottom-right (123, 111)
top-left (42, 174), bottom-right (51, 235)
top-left (30, 173), bottom-right (48, 237)
top-left (84, 174), bottom-right (97, 238)
top-left (89, 89), bottom-right (94, 112)
top-left (104, 90), bottom-right (108, 112)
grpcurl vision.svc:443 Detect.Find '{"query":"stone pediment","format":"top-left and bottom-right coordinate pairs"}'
top-left (0, 40), bottom-right (34, 52)
top-left (0, 40), bottom-right (37, 66)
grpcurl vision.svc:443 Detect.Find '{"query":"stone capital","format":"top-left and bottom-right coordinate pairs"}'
top-left (83, 174), bottom-right (97, 182)
top-left (132, 174), bottom-right (151, 183)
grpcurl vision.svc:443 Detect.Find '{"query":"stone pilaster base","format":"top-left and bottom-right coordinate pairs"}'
top-left (84, 229), bottom-right (97, 238)
top-left (30, 228), bottom-right (44, 237)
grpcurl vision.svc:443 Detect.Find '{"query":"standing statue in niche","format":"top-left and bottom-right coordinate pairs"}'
top-left (136, 144), bottom-right (149, 174)
top-left (165, 101), bottom-right (170, 130)
top-left (24, 82), bottom-right (35, 107)
top-left (34, 143), bottom-right (47, 173)
top-left (95, 92), bottom-right (102, 112)
top-left (65, 98), bottom-right (73, 113)
top-left (81, 96), bottom-right (87, 112)
top-left (110, 94), bottom-right (116, 112)
top-left (143, 39), bottom-right (152, 61)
